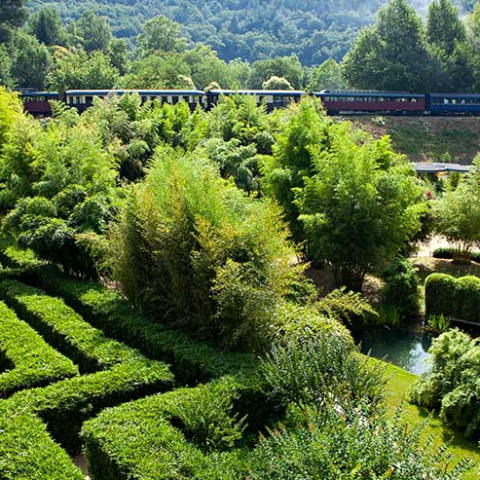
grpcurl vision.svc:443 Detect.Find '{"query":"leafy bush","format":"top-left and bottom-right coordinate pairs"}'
top-left (35, 267), bottom-right (256, 384)
top-left (5, 359), bottom-right (173, 453)
top-left (247, 406), bottom-right (473, 480)
top-left (381, 257), bottom-right (420, 319)
top-left (0, 402), bottom-right (83, 480)
top-left (409, 329), bottom-right (480, 438)
top-left (425, 273), bottom-right (480, 324)
top-left (259, 334), bottom-right (384, 420)
top-left (108, 150), bottom-right (306, 351)
top-left (0, 300), bottom-right (78, 397)
top-left (0, 280), bottom-right (148, 373)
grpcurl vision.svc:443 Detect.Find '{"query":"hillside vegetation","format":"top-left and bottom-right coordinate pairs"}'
top-left (25, 0), bottom-right (468, 65)
top-left (352, 116), bottom-right (480, 164)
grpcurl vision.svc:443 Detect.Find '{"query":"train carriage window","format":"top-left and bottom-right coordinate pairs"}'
top-left (172, 96), bottom-right (179, 104)
top-left (161, 96), bottom-right (168, 103)
top-left (183, 96), bottom-right (190, 103)
top-left (85, 96), bottom-right (93, 104)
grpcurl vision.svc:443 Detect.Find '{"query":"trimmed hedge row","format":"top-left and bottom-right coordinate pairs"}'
top-left (0, 280), bottom-right (148, 373)
top-left (0, 403), bottom-right (83, 480)
top-left (425, 273), bottom-right (480, 324)
top-left (432, 247), bottom-right (480, 264)
top-left (3, 359), bottom-right (174, 454)
top-left (34, 268), bottom-right (256, 384)
top-left (0, 300), bottom-right (78, 398)
top-left (82, 378), bottom-right (248, 480)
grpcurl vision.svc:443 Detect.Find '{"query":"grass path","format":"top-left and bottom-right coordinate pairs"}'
top-left (378, 360), bottom-right (480, 479)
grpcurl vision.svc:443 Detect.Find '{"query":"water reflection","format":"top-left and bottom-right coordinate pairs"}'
top-left (354, 327), bottom-right (432, 375)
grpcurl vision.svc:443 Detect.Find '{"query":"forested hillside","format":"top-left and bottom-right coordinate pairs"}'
top-left (24, 0), bottom-right (403, 64)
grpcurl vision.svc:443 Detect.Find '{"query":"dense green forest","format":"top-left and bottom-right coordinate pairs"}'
top-left (24, 0), bottom-right (475, 65)
top-left (28, 0), bottom-right (385, 64)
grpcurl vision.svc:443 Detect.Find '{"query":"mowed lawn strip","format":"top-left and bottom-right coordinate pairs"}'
top-left (371, 358), bottom-right (480, 480)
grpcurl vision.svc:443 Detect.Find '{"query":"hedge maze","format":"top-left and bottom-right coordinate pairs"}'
top-left (0, 247), bottom-right (262, 480)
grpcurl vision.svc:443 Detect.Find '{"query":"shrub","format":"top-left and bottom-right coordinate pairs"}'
top-left (409, 329), bottom-right (480, 438)
top-left (0, 300), bottom-right (78, 397)
top-left (5, 359), bottom-right (173, 453)
top-left (381, 257), bottom-right (420, 319)
top-left (108, 151), bottom-right (306, 351)
top-left (0, 403), bottom-right (83, 480)
top-left (425, 273), bottom-right (480, 324)
top-left (259, 335), bottom-right (385, 420)
top-left (247, 406), bottom-right (473, 480)
top-left (433, 247), bottom-right (480, 264)
top-left (0, 280), bottom-right (148, 373)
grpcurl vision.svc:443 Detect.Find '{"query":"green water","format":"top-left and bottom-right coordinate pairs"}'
top-left (354, 327), bottom-right (432, 375)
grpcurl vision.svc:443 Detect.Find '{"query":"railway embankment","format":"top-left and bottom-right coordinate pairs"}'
top-left (350, 115), bottom-right (480, 164)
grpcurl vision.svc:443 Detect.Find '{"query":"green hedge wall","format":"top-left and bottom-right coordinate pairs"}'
top-left (425, 273), bottom-right (480, 324)
top-left (0, 280), bottom-right (148, 373)
top-left (0, 300), bottom-right (78, 398)
top-left (34, 268), bottom-right (256, 384)
top-left (82, 378), bottom-right (249, 480)
top-left (3, 360), bottom-right (173, 454)
top-left (0, 403), bottom-right (83, 480)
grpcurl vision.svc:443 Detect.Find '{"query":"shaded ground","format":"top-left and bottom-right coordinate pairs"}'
top-left (350, 116), bottom-right (480, 164)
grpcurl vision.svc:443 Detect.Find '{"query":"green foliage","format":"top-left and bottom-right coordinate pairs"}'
top-left (0, 0), bottom-right (28, 43)
top-left (262, 96), bottom-right (329, 242)
top-left (9, 31), bottom-right (52, 90)
top-left (433, 159), bottom-right (480, 252)
top-left (427, 313), bottom-right (451, 334)
top-left (0, 107), bottom-right (119, 277)
top-left (295, 128), bottom-right (425, 291)
top-left (381, 257), bottom-right (420, 319)
top-left (425, 273), bottom-right (480, 324)
top-left (247, 406), bottom-right (474, 480)
top-left (249, 56), bottom-right (303, 89)
top-left (308, 58), bottom-right (348, 91)
top-left (76, 10), bottom-right (113, 52)
top-left (35, 267), bottom-right (256, 383)
top-left (4, 359), bottom-right (173, 453)
top-left (410, 329), bottom-right (480, 438)
top-left (0, 280), bottom-right (148, 372)
top-left (82, 378), bottom-right (251, 480)
top-left (260, 334), bottom-right (384, 420)
top-left (48, 49), bottom-right (120, 92)
top-left (433, 247), bottom-right (480, 263)
top-left (137, 15), bottom-right (188, 58)
top-left (344, 0), bottom-right (431, 92)
top-left (109, 151), bottom-right (305, 351)
top-left (315, 287), bottom-right (377, 324)
top-left (0, 403), bottom-right (83, 480)
top-left (27, 7), bottom-right (66, 46)
top-left (262, 76), bottom-right (294, 90)
top-left (0, 300), bottom-right (78, 397)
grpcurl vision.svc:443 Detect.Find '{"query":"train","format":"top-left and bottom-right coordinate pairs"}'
top-left (16, 89), bottom-right (480, 116)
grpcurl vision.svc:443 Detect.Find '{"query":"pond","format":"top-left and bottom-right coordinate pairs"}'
top-left (353, 326), bottom-right (432, 375)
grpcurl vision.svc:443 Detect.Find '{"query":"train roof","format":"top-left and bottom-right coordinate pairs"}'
top-left (208, 89), bottom-right (305, 96)
top-left (65, 89), bottom-right (205, 95)
top-left (18, 91), bottom-right (60, 97)
top-left (317, 91), bottom-right (424, 98)
top-left (429, 92), bottom-right (480, 98)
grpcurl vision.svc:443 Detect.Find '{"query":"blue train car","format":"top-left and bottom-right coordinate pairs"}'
top-left (428, 93), bottom-right (480, 115)
top-left (206, 90), bottom-right (305, 111)
top-left (65, 90), bottom-right (206, 112)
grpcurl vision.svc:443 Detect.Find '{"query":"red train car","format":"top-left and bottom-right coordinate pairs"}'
top-left (19, 91), bottom-right (60, 116)
top-left (315, 91), bottom-right (425, 115)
